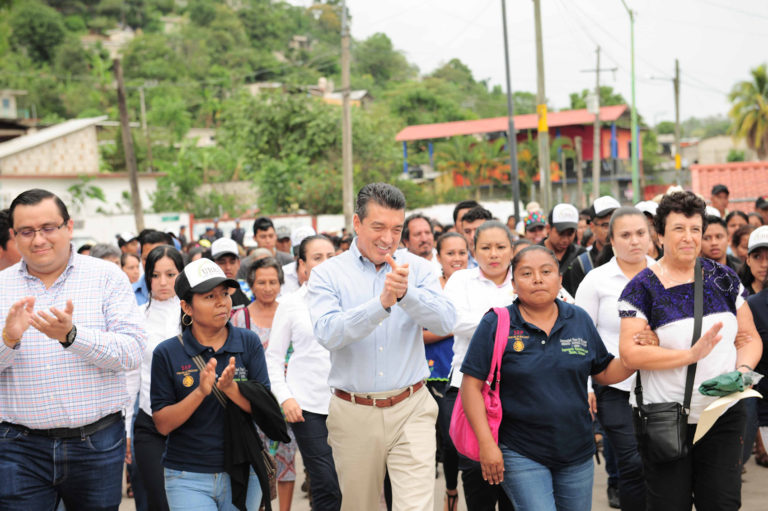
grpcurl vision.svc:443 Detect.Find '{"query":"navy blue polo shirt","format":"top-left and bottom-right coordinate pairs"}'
top-left (150, 324), bottom-right (270, 473)
top-left (461, 299), bottom-right (613, 469)
top-left (747, 290), bottom-right (768, 402)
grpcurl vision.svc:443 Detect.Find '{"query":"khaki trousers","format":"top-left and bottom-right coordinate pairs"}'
top-left (327, 384), bottom-right (439, 511)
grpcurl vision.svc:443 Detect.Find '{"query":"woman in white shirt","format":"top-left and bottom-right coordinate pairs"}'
top-left (444, 220), bottom-right (516, 511)
top-left (575, 207), bottom-right (654, 511)
top-left (265, 235), bottom-right (341, 511)
top-left (129, 245), bottom-right (183, 511)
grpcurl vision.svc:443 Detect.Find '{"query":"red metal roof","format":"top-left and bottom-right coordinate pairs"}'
top-left (691, 161), bottom-right (768, 213)
top-left (395, 105), bottom-right (629, 142)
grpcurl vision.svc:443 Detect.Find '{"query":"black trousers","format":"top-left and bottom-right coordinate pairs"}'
top-left (133, 409), bottom-right (170, 511)
top-left (594, 385), bottom-right (646, 511)
top-left (642, 400), bottom-right (746, 511)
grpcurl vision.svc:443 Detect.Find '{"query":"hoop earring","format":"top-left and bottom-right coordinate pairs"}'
top-left (182, 313), bottom-right (193, 327)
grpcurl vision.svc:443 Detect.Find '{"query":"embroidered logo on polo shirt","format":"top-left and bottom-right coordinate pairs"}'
top-left (560, 337), bottom-right (588, 356)
top-left (509, 330), bottom-right (528, 352)
top-left (182, 375), bottom-right (194, 387)
top-left (177, 366), bottom-right (199, 387)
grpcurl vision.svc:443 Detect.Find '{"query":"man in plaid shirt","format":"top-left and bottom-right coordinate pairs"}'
top-left (0, 189), bottom-right (147, 510)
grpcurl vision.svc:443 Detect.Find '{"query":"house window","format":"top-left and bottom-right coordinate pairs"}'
top-left (1, 98), bottom-right (9, 111)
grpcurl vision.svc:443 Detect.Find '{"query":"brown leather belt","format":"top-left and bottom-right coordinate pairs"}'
top-left (333, 381), bottom-right (424, 408)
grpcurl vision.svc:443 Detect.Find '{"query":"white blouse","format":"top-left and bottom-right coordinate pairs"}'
top-left (575, 256), bottom-right (655, 392)
top-left (266, 285), bottom-right (332, 415)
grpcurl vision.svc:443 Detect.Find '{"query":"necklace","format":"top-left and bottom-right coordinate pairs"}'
top-left (658, 258), bottom-right (693, 285)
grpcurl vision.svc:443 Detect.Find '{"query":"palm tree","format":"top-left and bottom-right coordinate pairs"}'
top-left (437, 136), bottom-right (480, 198)
top-left (729, 64), bottom-right (768, 159)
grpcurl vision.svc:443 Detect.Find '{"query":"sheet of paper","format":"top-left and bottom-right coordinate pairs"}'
top-left (693, 389), bottom-right (762, 444)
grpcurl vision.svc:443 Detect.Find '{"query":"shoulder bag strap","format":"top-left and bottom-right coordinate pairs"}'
top-left (489, 307), bottom-right (510, 388)
top-left (177, 334), bottom-right (228, 408)
top-left (635, 258), bottom-right (703, 410)
top-left (682, 258), bottom-right (703, 413)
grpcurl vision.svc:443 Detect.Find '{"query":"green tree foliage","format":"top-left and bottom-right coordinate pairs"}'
top-left (569, 86), bottom-right (627, 110)
top-left (655, 121), bottom-right (676, 135)
top-left (9, 1), bottom-right (66, 63)
top-left (680, 115), bottom-right (730, 138)
top-left (729, 64), bottom-right (768, 159)
top-left (727, 148), bottom-right (746, 162)
top-left (147, 92), bottom-right (192, 146)
top-left (353, 33), bottom-right (418, 89)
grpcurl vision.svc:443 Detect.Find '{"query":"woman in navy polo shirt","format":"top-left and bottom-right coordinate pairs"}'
top-left (150, 258), bottom-right (270, 510)
top-left (460, 245), bottom-right (635, 511)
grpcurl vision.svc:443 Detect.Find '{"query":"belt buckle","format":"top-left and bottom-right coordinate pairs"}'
top-left (371, 397), bottom-right (378, 407)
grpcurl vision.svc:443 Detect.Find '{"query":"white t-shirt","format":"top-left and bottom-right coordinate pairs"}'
top-left (575, 256), bottom-right (655, 392)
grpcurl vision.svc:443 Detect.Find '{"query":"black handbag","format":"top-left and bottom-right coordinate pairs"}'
top-left (632, 258), bottom-right (702, 464)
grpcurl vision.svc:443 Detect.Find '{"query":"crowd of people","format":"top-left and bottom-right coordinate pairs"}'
top-left (0, 182), bottom-right (766, 511)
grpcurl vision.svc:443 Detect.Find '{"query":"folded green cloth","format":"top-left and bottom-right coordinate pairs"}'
top-left (699, 371), bottom-right (745, 397)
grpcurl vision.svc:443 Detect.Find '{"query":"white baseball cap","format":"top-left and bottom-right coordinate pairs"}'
top-left (748, 226), bottom-right (768, 255)
top-left (211, 238), bottom-right (239, 260)
top-left (550, 204), bottom-right (579, 232)
top-left (705, 206), bottom-right (721, 218)
top-left (174, 258), bottom-right (238, 299)
top-left (290, 225), bottom-right (317, 248)
top-left (593, 196), bottom-right (621, 218)
top-left (634, 201), bottom-right (658, 217)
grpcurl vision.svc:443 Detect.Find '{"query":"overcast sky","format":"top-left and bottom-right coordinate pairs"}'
top-left (290, 0), bottom-right (767, 125)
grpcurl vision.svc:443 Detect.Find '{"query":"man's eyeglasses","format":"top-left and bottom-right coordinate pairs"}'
top-left (14, 222), bottom-right (67, 240)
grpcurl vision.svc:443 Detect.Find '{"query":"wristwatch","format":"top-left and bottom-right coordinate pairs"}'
top-left (61, 325), bottom-right (77, 348)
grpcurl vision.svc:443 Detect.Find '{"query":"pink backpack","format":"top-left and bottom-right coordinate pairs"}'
top-left (449, 306), bottom-right (510, 462)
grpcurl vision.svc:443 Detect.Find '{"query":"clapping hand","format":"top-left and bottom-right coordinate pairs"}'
top-left (30, 299), bottom-right (74, 344)
top-left (4, 297), bottom-right (35, 345)
top-left (216, 356), bottom-right (237, 393)
top-left (197, 358), bottom-right (217, 397)
top-left (380, 254), bottom-right (409, 309)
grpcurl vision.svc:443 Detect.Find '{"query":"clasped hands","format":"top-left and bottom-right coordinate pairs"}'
top-left (380, 254), bottom-right (409, 309)
top-left (196, 356), bottom-right (238, 398)
top-left (4, 297), bottom-right (74, 347)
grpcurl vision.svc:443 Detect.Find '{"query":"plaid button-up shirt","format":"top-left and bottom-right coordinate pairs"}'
top-left (0, 248), bottom-right (147, 429)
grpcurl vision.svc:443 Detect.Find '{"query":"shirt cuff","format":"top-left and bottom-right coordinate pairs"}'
top-left (396, 285), bottom-right (421, 310)
top-left (366, 296), bottom-right (391, 324)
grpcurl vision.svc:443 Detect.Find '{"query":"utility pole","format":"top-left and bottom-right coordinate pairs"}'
top-left (114, 58), bottom-right (145, 232)
top-left (532, 0), bottom-right (551, 212)
top-left (621, 0), bottom-right (641, 201)
top-left (575, 136), bottom-right (584, 208)
top-left (138, 86), bottom-right (153, 171)
top-left (581, 47), bottom-right (617, 202)
top-left (501, 0), bottom-right (520, 222)
top-left (674, 58), bottom-right (681, 184)
top-left (340, 0), bottom-right (354, 232)
top-left (592, 47), bottom-right (601, 203)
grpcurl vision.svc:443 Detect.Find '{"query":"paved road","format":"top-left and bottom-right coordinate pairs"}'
top-left (121, 453), bottom-right (768, 510)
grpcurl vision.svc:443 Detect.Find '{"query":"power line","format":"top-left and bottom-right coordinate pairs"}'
top-left (699, 0), bottom-right (768, 22)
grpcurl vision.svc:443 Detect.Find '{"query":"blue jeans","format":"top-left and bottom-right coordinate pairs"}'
top-left (499, 445), bottom-right (593, 511)
top-left (0, 417), bottom-right (125, 511)
top-left (290, 411), bottom-right (341, 511)
top-left (164, 468), bottom-right (262, 511)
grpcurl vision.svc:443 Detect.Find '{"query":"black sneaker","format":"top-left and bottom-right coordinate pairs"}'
top-left (607, 485), bottom-right (620, 509)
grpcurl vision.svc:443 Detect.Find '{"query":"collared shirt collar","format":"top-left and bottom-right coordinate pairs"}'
top-left (511, 296), bottom-right (574, 335)
top-left (18, 243), bottom-right (76, 283)
top-left (180, 323), bottom-right (244, 357)
top-left (604, 255), bottom-right (656, 279)
top-left (473, 266), bottom-right (512, 288)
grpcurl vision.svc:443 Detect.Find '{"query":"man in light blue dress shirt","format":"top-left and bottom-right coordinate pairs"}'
top-left (308, 183), bottom-right (456, 511)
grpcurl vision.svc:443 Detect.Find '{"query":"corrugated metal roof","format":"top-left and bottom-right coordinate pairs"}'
top-left (395, 105), bottom-right (628, 142)
top-left (0, 116), bottom-right (107, 159)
